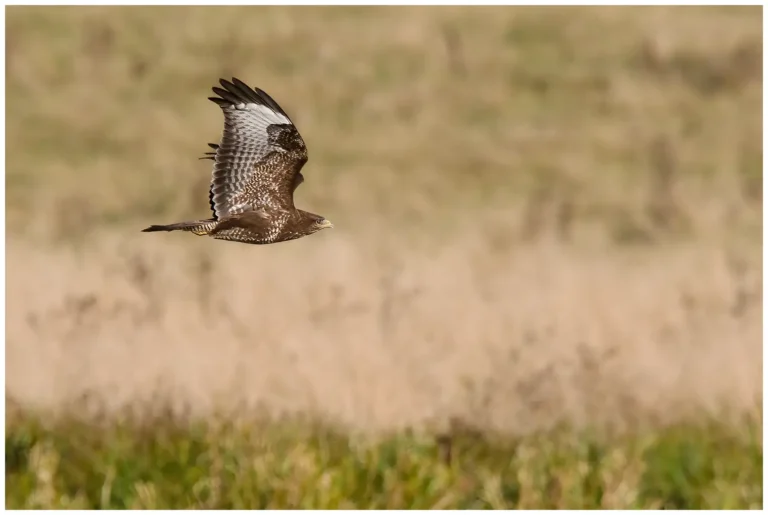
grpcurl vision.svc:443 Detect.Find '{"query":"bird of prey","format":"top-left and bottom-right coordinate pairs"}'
top-left (142, 78), bottom-right (333, 244)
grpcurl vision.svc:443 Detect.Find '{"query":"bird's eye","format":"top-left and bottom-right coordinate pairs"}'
top-left (317, 218), bottom-right (325, 225)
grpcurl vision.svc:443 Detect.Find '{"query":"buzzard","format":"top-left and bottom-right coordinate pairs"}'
top-left (142, 78), bottom-right (333, 244)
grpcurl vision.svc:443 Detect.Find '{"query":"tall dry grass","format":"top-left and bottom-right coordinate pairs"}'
top-left (5, 5), bottom-right (763, 437)
top-left (7, 227), bottom-right (762, 434)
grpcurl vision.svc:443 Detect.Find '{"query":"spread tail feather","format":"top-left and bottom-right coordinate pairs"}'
top-left (141, 219), bottom-right (217, 236)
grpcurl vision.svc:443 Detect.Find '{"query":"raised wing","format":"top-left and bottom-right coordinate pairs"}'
top-left (207, 78), bottom-right (308, 219)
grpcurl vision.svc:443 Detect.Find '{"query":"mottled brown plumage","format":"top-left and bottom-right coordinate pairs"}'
top-left (142, 77), bottom-right (333, 244)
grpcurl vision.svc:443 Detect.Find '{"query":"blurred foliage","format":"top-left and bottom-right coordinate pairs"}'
top-left (5, 6), bottom-right (762, 244)
top-left (5, 412), bottom-right (763, 509)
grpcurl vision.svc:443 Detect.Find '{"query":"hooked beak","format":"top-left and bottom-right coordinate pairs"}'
top-left (319, 219), bottom-right (334, 229)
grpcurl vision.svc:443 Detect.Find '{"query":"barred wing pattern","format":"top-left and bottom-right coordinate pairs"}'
top-left (207, 78), bottom-right (308, 220)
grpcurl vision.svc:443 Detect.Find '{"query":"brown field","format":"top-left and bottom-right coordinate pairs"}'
top-left (5, 5), bottom-right (763, 436)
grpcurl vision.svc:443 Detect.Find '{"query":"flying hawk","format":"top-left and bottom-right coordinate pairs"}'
top-left (142, 78), bottom-right (333, 244)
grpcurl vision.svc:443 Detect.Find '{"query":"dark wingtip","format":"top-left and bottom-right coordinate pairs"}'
top-left (199, 142), bottom-right (219, 160)
top-left (142, 225), bottom-right (165, 233)
top-left (231, 77), bottom-right (248, 87)
top-left (207, 77), bottom-right (292, 120)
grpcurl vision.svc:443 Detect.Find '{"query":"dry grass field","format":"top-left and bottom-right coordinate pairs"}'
top-left (5, 5), bottom-right (763, 509)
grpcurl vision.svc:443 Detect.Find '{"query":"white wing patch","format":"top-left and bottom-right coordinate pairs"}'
top-left (235, 103), bottom-right (291, 125)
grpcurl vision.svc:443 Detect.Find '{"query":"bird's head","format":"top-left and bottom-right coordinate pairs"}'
top-left (302, 211), bottom-right (334, 234)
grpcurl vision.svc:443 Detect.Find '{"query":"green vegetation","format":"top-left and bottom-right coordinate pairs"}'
top-left (6, 413), bottom-right (762, 509)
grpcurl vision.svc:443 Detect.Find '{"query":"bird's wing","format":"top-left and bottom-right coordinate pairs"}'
top-left (201, 142), bottom-right (305, 217)
top-left (206, 78), bottom-right (308, 219)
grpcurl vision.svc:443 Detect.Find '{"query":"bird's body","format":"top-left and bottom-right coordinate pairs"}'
top-left (142, 78), bottom-right (333, 244)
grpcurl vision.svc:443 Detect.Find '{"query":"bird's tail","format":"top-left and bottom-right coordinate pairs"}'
top-left (141, 219), bottom-right (217, 236)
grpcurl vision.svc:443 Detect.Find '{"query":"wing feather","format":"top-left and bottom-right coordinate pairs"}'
top-left (206, 78), bottom-right (308, 219)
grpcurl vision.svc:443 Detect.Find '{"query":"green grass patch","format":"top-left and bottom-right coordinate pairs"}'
top-left (5, 412), bottom-right (762, 509)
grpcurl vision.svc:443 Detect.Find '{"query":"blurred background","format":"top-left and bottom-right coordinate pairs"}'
top-left (6, 5), bottom-right (762, 436)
